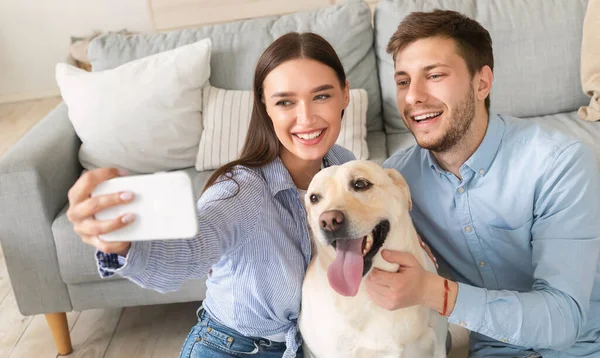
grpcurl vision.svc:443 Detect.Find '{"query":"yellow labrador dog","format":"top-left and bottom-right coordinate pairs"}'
top-left (299, 160), bottom-right (448, 358)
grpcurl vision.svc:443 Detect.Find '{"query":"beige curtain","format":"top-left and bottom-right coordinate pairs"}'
top-left (578, 0), bottom-right (600, 121)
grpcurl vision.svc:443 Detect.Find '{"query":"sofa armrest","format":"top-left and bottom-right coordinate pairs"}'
top-left (0, 102), bottom-right (82, 315)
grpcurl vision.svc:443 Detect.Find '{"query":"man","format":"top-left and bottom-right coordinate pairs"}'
top-left (366, 10), bottom-right (600, 358)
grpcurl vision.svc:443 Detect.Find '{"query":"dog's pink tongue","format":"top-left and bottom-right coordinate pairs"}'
top-left (327, 239), bottom-right (364, 297)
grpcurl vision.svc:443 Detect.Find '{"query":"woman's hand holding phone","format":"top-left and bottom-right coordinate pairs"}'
top-left (67, 168), bottom-right (134, 256)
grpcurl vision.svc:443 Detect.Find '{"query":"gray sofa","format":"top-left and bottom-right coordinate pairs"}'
top-left (1, 0), bottom-right (598, 354)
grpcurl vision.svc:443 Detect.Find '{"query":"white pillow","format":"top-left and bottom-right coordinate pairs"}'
top-left (195, 85), bottom-right (369, 171)
top-left (56, 39), bottom-right (212, 174)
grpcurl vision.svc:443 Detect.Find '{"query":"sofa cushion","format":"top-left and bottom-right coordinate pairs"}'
top-left (89, 1), bottom-right (384, 133)
top-left (527, 111), bottom-right (600, 168)
top-left (386, 132), bottom-right (417, 158)
top-left (56, 39), bottom-right (212, 174)
top-left (68, 279), bottom-right (206, 312)
top-left (366, 130), bottom-right (388, 165)
top-left (54, 168), bottom-right (215, 285)
top-left (195, 85), bottom-right (370, 171)
top-left (374, 0), bottom-right (590, 133)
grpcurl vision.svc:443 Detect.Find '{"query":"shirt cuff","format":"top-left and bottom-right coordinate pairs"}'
top-left (448, 282), bottom-right (487, 332)
top-left (96, 241), bottom-right (151, 278)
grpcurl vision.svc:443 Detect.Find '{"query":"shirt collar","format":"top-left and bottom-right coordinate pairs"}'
top-left (426, 111), bottom-right (504, 177)
top-left (425, 150), bottom-right (444, 174)
top-left (260, 147), bottom-right (345, 196)
top-left (261, 156), bottom-right (295, 196)
top-left (465, 112), bottom-right (504, 177)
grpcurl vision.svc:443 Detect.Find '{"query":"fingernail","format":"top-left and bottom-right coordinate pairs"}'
top-left (121, 213), bottom-right (135, 224)
top-left (118, 169), bottom-right (129, 176)
top-left (120, 192), bottom-right (134, 201)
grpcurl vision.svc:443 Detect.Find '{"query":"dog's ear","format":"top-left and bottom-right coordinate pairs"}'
top-left (385, 168), bottom-right (412, 211)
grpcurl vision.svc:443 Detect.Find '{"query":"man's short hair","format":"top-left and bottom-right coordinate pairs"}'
top-left (387, 10), bottom-right (494, 112)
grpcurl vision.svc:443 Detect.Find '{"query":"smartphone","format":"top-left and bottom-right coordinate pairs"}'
top-left (91, 171), bottom-right (199, 241)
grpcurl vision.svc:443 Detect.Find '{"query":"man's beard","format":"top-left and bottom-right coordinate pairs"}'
top-left (408, 85), bottom-right (476, 153)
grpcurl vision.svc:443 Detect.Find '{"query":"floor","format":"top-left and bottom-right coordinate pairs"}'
top-left (0, 98), bottom-right (469, 358)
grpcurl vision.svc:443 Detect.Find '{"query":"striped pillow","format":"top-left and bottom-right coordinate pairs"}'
top-left (195, 85), bottom-right (368, 171)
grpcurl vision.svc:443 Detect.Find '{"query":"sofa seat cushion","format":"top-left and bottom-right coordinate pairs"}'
top-left (366, 130), bottom-right (388, 165)
top-left (386, 131), bottom-right (418, 158)
top-left (528, 111), bottom-right (600, 168)
top-left (53, 168), bottom-right (215, 285)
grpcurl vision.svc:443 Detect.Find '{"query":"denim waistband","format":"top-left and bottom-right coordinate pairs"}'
top-left (196, 306), bottom-right (301, 357)
top-left (197, 307), bottom-right (287, 347)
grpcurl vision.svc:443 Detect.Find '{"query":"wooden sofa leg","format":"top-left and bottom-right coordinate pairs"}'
top-left (45, 312), bottom-right (73, 355)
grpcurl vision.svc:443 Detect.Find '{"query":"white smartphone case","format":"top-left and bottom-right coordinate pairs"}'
top-left (92, 171), bottom-right (199, 241)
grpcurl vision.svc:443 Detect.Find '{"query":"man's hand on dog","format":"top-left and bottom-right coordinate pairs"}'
top-left (365, 250), bottom-right (459, 315)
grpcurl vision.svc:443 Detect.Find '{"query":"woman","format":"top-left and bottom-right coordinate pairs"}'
top-left (66, 32), bottom-right (354, 358)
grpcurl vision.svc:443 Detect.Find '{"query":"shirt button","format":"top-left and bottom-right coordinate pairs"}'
top-left (479, 261), bottom-right (486, 267)
top-left (464, 226), bottom-right (472, 233)
top-left (479, 168), bottom-right (485, 175)
top-left (457, 187), bottom-right (465, 194)
top-left (460, 321), bottom-right (467, 327)
top-left (502, 338), bottom-right (509, 343)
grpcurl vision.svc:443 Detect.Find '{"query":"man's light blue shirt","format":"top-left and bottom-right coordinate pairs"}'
top-left (383, 113), bottom-right (600, 357)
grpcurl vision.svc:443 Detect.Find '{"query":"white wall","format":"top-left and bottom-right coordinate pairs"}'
top-left (0, 0), bottom-right (153, 103)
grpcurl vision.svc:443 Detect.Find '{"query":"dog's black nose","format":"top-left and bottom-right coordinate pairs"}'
top-left (320, 210), bottom-right (345, 232)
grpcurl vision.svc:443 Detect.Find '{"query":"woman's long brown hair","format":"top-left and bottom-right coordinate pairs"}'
top-left (202, 32), bottom-right (347, 194)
